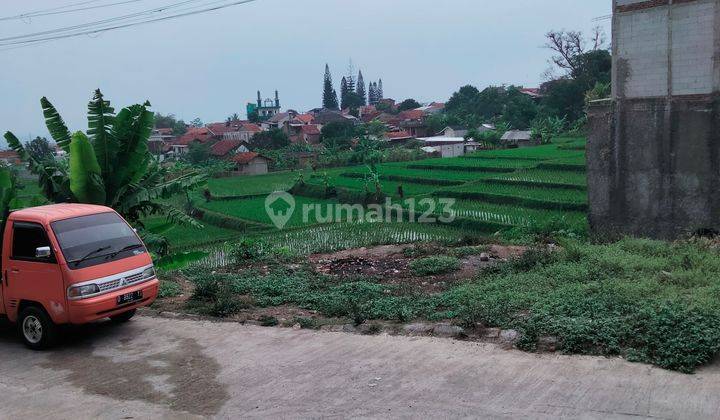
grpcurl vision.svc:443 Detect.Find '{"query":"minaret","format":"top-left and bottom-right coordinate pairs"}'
top-left (257, 91), bottom-right (262, 108)
top-left (275, 90), bottom-right (280, 108)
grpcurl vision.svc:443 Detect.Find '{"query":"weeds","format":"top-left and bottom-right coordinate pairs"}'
top-left (410, 256), bottom-right (461, 276)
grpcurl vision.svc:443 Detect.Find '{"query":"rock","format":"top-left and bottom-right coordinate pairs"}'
top-left (480, 252), bottom-right (490, 262)
top-left (244, 320), bottom-right (262, 327)
top-left (538, 336), bottom-right (559, 352)
top-left (482, 327), bottom-right (501, 339)
top-left (403, 323), bottom-right (434, 335)
top-left (292, 323), bottom-right (302, 330)
top-left (342, 324), bottom-right (358, 333)
top-left (432, 323), bottom-right (465, 338)
top-left (500, 329), bottom-right (520, 343)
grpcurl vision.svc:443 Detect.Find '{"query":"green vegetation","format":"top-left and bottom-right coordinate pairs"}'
top-left (410, 256), bottom-right (461, 276)
top-left (4, 90), bottom-right (205, 228)
top-left (183, 237), bottom-right (720, 373)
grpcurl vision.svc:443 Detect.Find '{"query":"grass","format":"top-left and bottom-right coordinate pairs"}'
top-left (410, 256), bottom-right (461, 276)
top-left (143, 217), bottom-right (240, 250)
top-left (207, 170), bottom-right (309, 197)
top-left (183, 236), bottom-right (720, 373)
top-left (199, 195), bottom-right (341, 228)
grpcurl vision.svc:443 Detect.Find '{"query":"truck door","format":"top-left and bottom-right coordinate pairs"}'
top-left (4, 221), bottom-right (66, 323)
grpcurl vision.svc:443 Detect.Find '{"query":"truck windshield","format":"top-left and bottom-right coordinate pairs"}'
top-left (51, 212), bottom-right (145, 269)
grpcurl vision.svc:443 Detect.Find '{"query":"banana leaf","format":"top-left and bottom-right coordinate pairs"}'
top-left (41, 97), bottom-right (72, 153)
top-left (69, 132), bottom-right (106, 204)
top-left (87, 89), bottom-right (117, 182)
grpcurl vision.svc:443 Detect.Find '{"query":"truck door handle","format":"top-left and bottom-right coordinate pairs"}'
top-left (11, 269), bottom-right (19, 273)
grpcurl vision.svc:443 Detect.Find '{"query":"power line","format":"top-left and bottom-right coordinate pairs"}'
top-left (0, 0), bottom-right (259, 49)
top-left (0, 0), bottom-right (205, 43)
top-left (0, 0), bottom-right (147, 22)
top-left (0, 0), bottom-right (108, 21)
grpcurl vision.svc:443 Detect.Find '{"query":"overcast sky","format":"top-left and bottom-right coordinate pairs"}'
top-left (0, 0), bottom-right (611, 142)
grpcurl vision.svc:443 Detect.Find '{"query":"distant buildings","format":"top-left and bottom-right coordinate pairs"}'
top-left (246, 90), bottom-right (281, 121)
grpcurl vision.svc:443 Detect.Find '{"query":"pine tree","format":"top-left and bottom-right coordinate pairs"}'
top-left (340, 77), bottom-right (349, 110)
top-left (322, 64), bottom-right (339, 110)
top-left (345, 59), bottom-right (356, 93)
top-left (356, 70), bottom-right (367, 106)
top-left (368, 83), bottom-right (376, 105)
top-left (377, 79), bottom-right (384, 100)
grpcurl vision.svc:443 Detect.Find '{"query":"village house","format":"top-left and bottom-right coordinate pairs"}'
top-left (501, 130), bottom-right (535, 148)
top-left (232, 152), bottom-right (272, 175)
top-left (170, 126), bottom-right (217, 155)
top-left (289, 124), bottom-right (321, 145)
top-left (383, 130), bottom-right (414, 143)
top-left (397, 109), bottom-right (431, 137)
top-left (0, 150), bottom-right (21, 166)
top-left (210, 139), bottom-right (250, 160)
top-left (436, 124), bottom-right (494, 139)
top-left (416, 102), bottom-right (445, 115)
top-left (223, 122), bottom-right (262, 142)
top-left (417, 136), bottom-right (478, 158)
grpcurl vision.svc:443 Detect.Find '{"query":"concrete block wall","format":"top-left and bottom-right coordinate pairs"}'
top-left (588, 0), bottom-right (720, 239)
top-left (613, 0), bottom-right (718, 98)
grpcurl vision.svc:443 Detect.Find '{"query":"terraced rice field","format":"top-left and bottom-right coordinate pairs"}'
top-left (194, 137), bottom-right (590, 236)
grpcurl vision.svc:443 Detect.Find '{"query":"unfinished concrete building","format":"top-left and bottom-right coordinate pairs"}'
top-left (587, 0), bottom-right (720, 239)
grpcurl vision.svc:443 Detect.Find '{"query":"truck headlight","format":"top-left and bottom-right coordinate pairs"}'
top-left (141, 267), bottom-right (156, 280)
top-left (68, 284), bottom-right (100, 299)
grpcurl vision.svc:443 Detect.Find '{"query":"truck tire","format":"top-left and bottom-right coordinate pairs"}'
top-left (110, 308), bottom-right (136, 323)
top-left (17, 306), bottom-right (57, 350)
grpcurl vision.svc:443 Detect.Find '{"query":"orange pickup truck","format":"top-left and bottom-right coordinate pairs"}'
top-left (0, 203), bottom-right (158, 349)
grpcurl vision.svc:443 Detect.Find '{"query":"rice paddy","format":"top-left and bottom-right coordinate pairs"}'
top-left (191, 137), bottom-right (589, 238)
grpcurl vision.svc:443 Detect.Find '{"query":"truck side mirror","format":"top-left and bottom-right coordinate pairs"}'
top-left (35, 246), bottom-right (51, 259)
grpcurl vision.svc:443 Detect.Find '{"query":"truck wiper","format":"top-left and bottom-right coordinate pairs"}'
top-left (71, 246), bottom-right (111, 267)
top-left (106, 243), bottom-right (144, 259)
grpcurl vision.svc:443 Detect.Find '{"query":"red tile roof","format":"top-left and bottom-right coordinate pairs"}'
top-left (295, 114), bottom-right (314, 124)
top-left (232, 152), bottom-right (260, 164)
top-left (239, 122), bottom-right (261, 132)
top-left (385, 131), bottom-right (412, 140)
top-left (210, 140), bottom-right (243, 157)
top-left (175, 127), bottom-right (215, 145)
top-left (399, 110), bottom-right (424, 121)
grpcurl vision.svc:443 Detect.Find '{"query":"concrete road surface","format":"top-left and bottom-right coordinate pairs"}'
top-left (0, 315), bottom-right (719, 419)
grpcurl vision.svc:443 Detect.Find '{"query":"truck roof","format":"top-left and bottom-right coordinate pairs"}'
top-left (9, 203), bottom-right (115, 224)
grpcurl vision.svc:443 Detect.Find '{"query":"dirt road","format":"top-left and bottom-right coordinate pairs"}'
top-left (0, 315), bottom-right (719, 419)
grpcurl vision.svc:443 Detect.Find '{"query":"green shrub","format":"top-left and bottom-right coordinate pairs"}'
top-left (410, 256), bottom-right (461, 276)
top-left (158, 279), bottom-right (182, 298)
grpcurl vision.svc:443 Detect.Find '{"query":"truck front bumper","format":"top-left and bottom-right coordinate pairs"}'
top-left (67, 278), bottom-right (159, 324)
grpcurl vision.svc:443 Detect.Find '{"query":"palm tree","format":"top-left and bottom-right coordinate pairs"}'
top-left (4, 89), bottom-right (206, 227)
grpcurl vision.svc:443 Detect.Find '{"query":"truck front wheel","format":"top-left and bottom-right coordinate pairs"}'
top-left (18, 307), bottom-right (57, 350)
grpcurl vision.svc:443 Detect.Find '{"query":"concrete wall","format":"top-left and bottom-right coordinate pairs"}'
top-left (588, 0), bottom-right (720, 239)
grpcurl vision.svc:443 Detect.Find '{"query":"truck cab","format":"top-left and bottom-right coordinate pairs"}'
top-left (1, 204), bottom-right (159, 349)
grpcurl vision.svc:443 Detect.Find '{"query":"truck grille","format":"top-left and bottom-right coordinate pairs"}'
top-left (123, 272), bottom-right (144, 285)
top-left (99, 279), bottom-right (120, 291)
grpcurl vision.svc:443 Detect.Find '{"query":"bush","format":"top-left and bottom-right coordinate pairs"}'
top-left (158, 279), bottom-right (182, 298)
top-left (410, 256), bottom-right (461, 276)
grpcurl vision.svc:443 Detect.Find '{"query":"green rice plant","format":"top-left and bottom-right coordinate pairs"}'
top-left (208, 170), bottom-right (309, 196)
top-left (489, 169), bottom-right (588, 187)
top-left (442, 182), bottom-right (588, 204)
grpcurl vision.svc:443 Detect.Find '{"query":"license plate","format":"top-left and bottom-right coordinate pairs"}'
top-left (117, 290), bottom-right (143, 305)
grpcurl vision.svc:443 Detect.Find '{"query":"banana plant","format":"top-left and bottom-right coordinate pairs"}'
top-left (4, 89), bottom-right (207, 227)
top-left (0, 167), bottom-right (17, 225)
